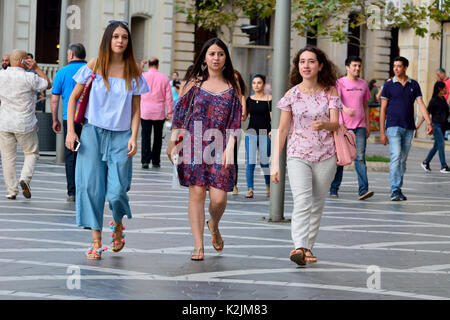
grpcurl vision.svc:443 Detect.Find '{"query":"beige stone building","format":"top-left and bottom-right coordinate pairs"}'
top-left (1, 0), bottom-right (448, 128)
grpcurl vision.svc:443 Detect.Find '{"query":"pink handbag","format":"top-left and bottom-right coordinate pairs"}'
top-left (333, 110), bottom-right (357, 166)
top-left (75, 62), bottom-right (97, 125)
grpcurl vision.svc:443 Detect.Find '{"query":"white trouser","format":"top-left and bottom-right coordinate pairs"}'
top-left (0, 128), bottom-right (39, 196)
top-left (287, 156), bottom-right (337, 250)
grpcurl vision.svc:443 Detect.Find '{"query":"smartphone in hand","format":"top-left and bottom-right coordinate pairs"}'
top-left (74, 140), bottom-right (81, 152)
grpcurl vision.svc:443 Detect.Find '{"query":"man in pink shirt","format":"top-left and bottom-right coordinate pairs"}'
top-left (436, 68), bottom-right (450, 140)
top-left (140, 58), bottom-right (174, 168)
top-left (436, 68), bottom-right (450, 104)
top-left (330, 56), bottom-right (374, 200)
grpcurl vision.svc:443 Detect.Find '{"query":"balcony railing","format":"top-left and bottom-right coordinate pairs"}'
top-left (38, 63), bottom-right (60, 84)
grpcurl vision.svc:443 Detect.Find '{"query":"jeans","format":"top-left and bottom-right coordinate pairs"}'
top-left (425, 123), bottom-right (448, 167)
top-left (64, 120), bottom-right (83, 196)
top-left (245, 133), bottom-right (271, 189)
top-left (330, 127), bottom-right (369, 196)
top-left (386, 126), bottom-right (414, 193)
top-left (141, 119), bottom-right (165, 166)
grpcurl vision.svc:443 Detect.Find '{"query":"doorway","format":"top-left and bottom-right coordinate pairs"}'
top-left (35, 0), bottom-right (61, 64)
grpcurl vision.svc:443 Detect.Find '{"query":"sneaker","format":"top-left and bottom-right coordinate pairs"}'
top-left (391, 191), bottom-right (401, 201)
top-left (67, 195), bottom-right (76, 202)
top-left (142, 163), bottom-right (149, 169)
top-left (440, 166), bottom-right (450, 173)
top-left (20, 180), bottom-right (31, 199)
top-left (6, 195), bottom-right (16, 200)
top-left (152, 164), bottom-right (161, 168)
top-left (421, 161), bottom-right (431, 172)
top-left (330, 190), bottom-right (339, 198)
top-left (399, 191), bottom-right (407, 201)
top-left (359, 190), bottom-right (374, 201)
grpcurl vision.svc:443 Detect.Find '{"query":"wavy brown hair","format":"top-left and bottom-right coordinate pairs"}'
top-left (289, 46), bottom-right (339, 90)
top-left (96, 22), bottom-right (141, 91)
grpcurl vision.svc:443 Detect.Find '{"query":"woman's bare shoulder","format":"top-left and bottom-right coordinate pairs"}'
top-left (283, 86), bottom-right (297, 98)
top-left (328, 86), bottom-right (339, 97)
top-left (87, 58), bottom-right (97, 70)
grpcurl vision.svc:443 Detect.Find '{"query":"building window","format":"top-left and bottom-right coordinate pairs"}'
top-left (35, 0), bottom-right (61, 64)
top-left (389, 27), bottom-right (400, 78)
top-left (347, 13), bottom-right (360, 58)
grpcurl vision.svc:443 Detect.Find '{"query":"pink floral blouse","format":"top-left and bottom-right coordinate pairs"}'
top-left (277, 86), bottom-right (342, 162)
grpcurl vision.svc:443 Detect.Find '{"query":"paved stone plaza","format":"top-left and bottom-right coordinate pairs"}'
top-left (0, 139), bottom-right (449, 301)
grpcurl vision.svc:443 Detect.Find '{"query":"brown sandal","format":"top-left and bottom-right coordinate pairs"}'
top-left (290, 248), bottom-right (307, 266)
top-left (245, 189), bottom-right (254, 198)
top-left (206, 220), bottom-right (224, 252)
top-left (305, 249), bottom-right (318, 263)
top-left (191, 247), bottom-right (204, 261)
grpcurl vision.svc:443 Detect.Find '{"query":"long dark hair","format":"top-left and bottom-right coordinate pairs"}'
top-left (185, 38), bottom-right (239, 94)
top-left (368, 79), bottom-right (377, 91)
top-left (97, 22), bottom-right (141, 91)
top-left (432, 81), bottom-right (447, 98)
top-left (234, 70), bottom-right (247, 96)
top-left (289, 46), bottom-right (339, 90)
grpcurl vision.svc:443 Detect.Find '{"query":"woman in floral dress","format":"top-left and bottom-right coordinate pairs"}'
top-left (167, 38), bottom-right (242, 261)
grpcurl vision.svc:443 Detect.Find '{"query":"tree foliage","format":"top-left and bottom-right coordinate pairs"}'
top-left (292, 0), bottom-right (450, 44)
top-left (176, 0), bottom-right (276, 46)
top-left (177, 0), bottom-right (449, 47)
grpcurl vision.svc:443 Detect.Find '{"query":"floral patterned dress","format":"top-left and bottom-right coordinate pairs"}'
top-left (172, 85), bottom-right (242, 192)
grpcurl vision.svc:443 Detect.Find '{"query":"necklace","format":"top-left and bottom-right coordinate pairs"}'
top-left (253, 94), bottom-right (266, 103)
top-left (299, 84), bottom-right (321, 94)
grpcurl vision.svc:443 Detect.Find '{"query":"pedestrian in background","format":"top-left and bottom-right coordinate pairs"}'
top-left (436, 68), bottom-right (450, 140)
top-left (436, 68), bottom-right (450, 104)
top-left (66, 21), bottom-right (149, 260)
top-left (368, 79), bottom-right (379, 107)
top-left (243, 74), bottom-right (272, 199)
top-left (51, 43), bottom-right (87, 202)
top-left (0, 49), bottom-right (51, 200)
top-left (140, 57), bottom-right (174, 169)
top-left (417, 81), bottom-right (450, 173)
top-left (329, 56), bottom-right (374, 200)
top-left (380, 56), bottom-right (433, 201)
top-left (1, 54), bottom-right (10, 70)
top-left (167, 38), bottom-right (242, 261)
top-left (272, 46), bottom-right (340, 266)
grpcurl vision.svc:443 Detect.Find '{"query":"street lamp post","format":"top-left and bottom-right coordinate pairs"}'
top-left (55, 0), bottom-right (70, 164)
top-left (269, 0), bottom-right (291, 222)
top-left (124, 0), bottom-right (131, 24)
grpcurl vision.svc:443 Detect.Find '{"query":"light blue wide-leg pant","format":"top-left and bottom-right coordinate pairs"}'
top-left (75, 123), bottom-right (133, 231)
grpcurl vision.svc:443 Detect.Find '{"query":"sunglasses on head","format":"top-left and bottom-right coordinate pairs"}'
top-left (108, 20), bottom-right (129, 27)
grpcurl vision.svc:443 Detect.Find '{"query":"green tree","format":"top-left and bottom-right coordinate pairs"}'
top-left (292, 0), bottom-right (450, 45)
top-left (176, 0), bottom-right (276, 49)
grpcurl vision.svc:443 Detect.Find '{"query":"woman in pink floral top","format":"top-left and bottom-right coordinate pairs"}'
top-left (272, 46), bottom-right (341, 266)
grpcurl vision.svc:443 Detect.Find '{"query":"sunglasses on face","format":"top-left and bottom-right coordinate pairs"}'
top-left (108, 20), bottom-right (129, 27)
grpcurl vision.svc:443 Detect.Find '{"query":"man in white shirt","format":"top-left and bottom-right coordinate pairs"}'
top-left (0, 49), bottom-right (51, 199)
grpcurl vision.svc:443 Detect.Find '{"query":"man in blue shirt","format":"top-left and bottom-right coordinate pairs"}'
top-left (380, 56), bottom-right (433, 201)
top-left (51, 43), bottom-right (87, 202)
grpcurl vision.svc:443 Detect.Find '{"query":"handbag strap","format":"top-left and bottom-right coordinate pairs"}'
top-left (181, 84), bottom-right (198, 129)
top-left (326, 88), bottom-right (347, 128)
